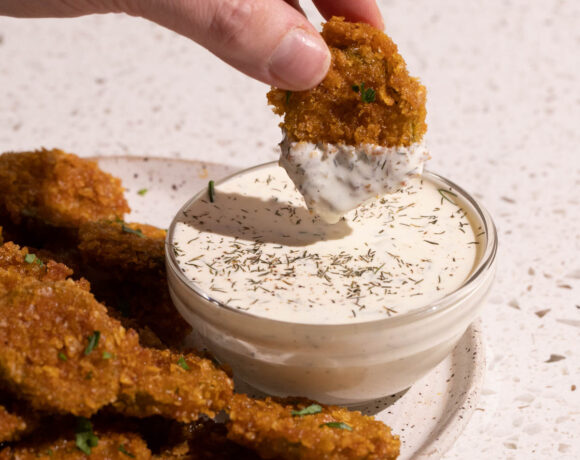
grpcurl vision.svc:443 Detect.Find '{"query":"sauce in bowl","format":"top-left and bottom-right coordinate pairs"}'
top-left (171, 164), bottom-right (483, 324)
top-left (166, 162), bottom-right (496, 404)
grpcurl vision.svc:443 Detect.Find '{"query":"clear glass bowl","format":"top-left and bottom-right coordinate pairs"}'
top-left (166, 163), bottom-right (498, 405)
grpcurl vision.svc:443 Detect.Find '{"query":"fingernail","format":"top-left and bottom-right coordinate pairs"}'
top-left (269, 28), bottom-right (330, 90)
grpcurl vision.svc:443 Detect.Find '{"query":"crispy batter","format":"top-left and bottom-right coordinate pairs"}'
top-left (0, 430), bottom-right (152, 459)
top-left (0, 244), bottom-right (233, 421)
top-left (227, 395), bottom-right (400, 460)
top-left (0, 148), bottom-right (129, 228)
top-left (0, 242), bottom-right (75, 283)
top-left (77, 220), bottom-right (191, 348)
top-left (0, 405), bottom-right (28, 443)
top-left (153, 419), bottom-right (261, 460)
top-left (268, 16), bottom-right (427, 147)
top-left (78, 220), bottom-right (166, 276)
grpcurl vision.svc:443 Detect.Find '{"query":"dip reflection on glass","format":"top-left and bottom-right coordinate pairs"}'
top-left (171, 164), bottom-right (483, 324)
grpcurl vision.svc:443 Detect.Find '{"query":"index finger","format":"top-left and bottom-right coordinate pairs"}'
top-left (312, 0), bottom-right (384, 29)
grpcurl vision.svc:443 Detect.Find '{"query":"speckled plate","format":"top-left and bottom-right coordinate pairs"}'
top-left (96, 156), bottom-right (486, 460)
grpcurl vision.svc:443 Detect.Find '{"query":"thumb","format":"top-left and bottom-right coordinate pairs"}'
top-left (132, 0), bottom-right (331, 90)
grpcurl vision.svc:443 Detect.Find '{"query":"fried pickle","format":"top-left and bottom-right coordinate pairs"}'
top-left (268, 16), bottom-right (427, 147)
top-left (0, 244), bottom-right (232, 421)
top-left (0, 149), bottom-right (129, 228)
top-left (227, 395), bottom-right (399, 460)
top-left (153, 419), bottom-right (261, 460)
top-left (77, 220), bottom-right (191, 348)
top-left (78, 220), bottom-right (166, 277)
top-left (0, 430), bottom-right (152, 459)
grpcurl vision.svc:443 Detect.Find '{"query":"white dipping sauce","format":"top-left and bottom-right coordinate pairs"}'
top-left (279, 136), bottom-right (430, 224)
top-left (172, 164), bottom-right (482, 324)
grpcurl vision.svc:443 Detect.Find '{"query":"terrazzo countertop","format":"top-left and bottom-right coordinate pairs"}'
top-left (1, 0), bottom-right (578, 458)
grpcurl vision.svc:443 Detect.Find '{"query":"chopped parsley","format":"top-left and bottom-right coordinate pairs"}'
top-left (58, 352), bottom-right (68, 362)
top-left (291, 404), bottom-right (322, 417)
top-left (102, 351), bottom-right (113, 360)
top-left (24, 253), bottom-right (36, 264)
top-left (24, 253), bottom-right (43, 266)
top-left (208, 180), bottom-right (215, 203)
top-left (84, 331), bottom-right (100, 355)
top-left (285, 90), bottom-right (292, 104)
top-left (119, 444), bottom-right (136, 458)
top-left (137, 188), bottom-right (148, 196)
top-left (320, 421), bottom-right (353, 431)
top-left (75, 417), bottom-right (98, 455)
top-left (177, 356), bottom-right (190, 370)
top-left (352, 83), bottom-right (375, 103)
top-left (121, 224), bottom-right (144, 238)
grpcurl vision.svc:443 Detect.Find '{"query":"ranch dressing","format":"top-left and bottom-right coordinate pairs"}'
top-left (172, 164), bottom-right (483, 324)
top-left (279, 136), bottom-right (430, 224)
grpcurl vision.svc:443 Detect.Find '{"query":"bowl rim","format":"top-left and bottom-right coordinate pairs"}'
top-left (165, 161), bottom-right (498, 328)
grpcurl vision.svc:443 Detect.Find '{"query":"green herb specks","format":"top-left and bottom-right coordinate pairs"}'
top-left (320, 421), bottom-right (353, 431)
top-left (75, 418), bottom-right (98, 455)
top-left (84, 331), bottom-right (100, 355)
top-left (208, 180), bottom-right (215, 203)
top-left (177, 356), bottom-right (190, 371)
top-left (291, 404), bottom-right (322, 417)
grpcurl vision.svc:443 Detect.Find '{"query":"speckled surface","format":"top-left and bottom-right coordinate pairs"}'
top-left (0, 0), bottom-right (579, 458)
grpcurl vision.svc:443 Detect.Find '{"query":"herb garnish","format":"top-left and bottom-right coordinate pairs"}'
top-left (24, 253), bottom-right (36, 264)
top-left (320, 421), bottom-right (353, 431)
top-left (285, 90), bottom-right (292, 104)
top-left (75, 417), bottom-right (99, 455)
top-left (208, 180), bottom-right (215, 203)
top-left (58, 352), bottom-right (68, 361)
top-left (119, 444), bottom-right (136, 458)
top-left (177, 356), bottom-right (190, 370)
top-left (84, 331), bottom-right (100, 355)
top-left (438, 188), bottom-right (458, 205)
top-left (121, 224), bottom-right (144, 238)
top-left (102, 351), bottom-right (113, 360)
top-left (352, 83), bottom-right (376, 103)
top-left (137, 188), bottom-right (148, 196)
top-left (291, 404), bottom-right (322, 417)
top-left (24, 253), bottom-right (43, 266)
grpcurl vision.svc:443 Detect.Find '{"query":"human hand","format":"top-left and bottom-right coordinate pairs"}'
top-left (1, 0), bottom-right (383, 90)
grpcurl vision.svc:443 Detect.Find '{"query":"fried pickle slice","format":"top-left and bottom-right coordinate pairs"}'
top-left (77, 220), bottom-right (191, 348)
top-left (0, 430), bottom-right (152, 460)
top-left (0, 244), bottom-right (232, 421)
top-left (0, 149), bottom-right (129, 229)
top-left (227, 395), bottom-right (399, 460)
top-left (78, 220), bottom-right (166, 277)
top-left (151, 419), bottom-right (261, 460)
top-left (268, 16), bottom-right (427, 147)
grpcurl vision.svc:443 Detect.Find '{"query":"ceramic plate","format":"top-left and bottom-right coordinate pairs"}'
top-left (96, 156), bottom-right (485, 460)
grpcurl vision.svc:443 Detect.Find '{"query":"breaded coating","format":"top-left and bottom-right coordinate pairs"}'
top-left (155, 419), bottom-right (260, 460)
top-left (0, 245), bottom-right (233, 421)
top-left (227, 395), bottom-right (400, 460)
top-left (0, 148), bottom-right (129, 228)
top-left (78, 220), bottom-right (166, 276)
top-left (77, 220), bottom-right (191, 348)
top-left (0, 430), bottom-right (152, 459)
top-left (0, 242), bottom-right (75, 283)
top-left (0, 405), bottom-right (28, 443)
top-left (268, 17), bottom-right (427, 147)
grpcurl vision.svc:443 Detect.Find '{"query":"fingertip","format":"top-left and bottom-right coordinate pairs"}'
top-left (268, 28), bottom-right (331, 91)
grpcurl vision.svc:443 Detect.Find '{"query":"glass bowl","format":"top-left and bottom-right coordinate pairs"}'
top-left (166, 162), bottom-right (497, 405)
